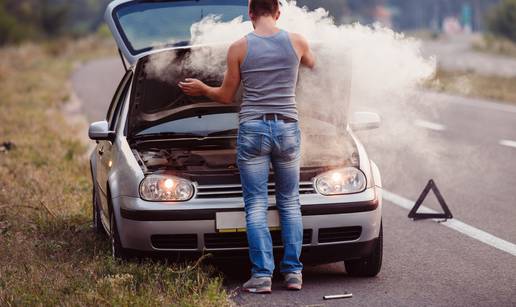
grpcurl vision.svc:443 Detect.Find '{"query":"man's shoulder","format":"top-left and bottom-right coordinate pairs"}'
top-left (228, 37), bottom-right (248, 62)
top-left (288, 32), bottom-right (308, 46)
top-left (230, 37), bottom-right (247, 50)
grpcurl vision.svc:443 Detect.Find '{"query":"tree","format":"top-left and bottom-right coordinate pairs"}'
top-left (0, 0), bottom-right (109, 45)
top-left (486, 0), bottom-right (516, 42)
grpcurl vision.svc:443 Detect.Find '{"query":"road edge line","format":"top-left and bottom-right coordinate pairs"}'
top-left (383, 189), bottom-right (516, 257)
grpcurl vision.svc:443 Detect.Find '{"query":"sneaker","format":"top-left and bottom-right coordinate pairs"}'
top-left (242, 276), bottom-right (272, 294)
top-left (284, 272), bottom-right (302, 290)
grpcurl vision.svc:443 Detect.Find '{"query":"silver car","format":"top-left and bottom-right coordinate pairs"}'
top-left (89, 0), bottom-right (383, 277)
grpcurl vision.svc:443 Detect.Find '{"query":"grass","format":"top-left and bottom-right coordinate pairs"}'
top-left (426, 68), bottom-right (516, 105)
top-left (0, 37), bottom-right (230, 306)
top-left (472, 34), bottom-right (516, 58)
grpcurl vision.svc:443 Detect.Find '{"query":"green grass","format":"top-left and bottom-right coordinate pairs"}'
top-left (0, 38), bottom-right (230, 306)
top-left (426, 68), bottom-right (516, 105)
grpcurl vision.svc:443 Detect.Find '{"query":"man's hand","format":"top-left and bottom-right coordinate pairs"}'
top-left (178, 38), bottom-right (245, 104)
top-left (178, 78), bottom-right (207, 96)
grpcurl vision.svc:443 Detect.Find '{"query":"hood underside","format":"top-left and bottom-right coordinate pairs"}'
top-left (128, 48), bottom-right (241, 138)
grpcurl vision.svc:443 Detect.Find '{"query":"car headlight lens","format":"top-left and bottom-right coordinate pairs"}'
top-left (314, 167), bottom-right (366, 195)
top-left (140, 175), bottom-right (195, 202)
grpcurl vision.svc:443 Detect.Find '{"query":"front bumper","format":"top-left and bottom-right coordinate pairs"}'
top-left (126, 239), bottom-right (380, 265)
top-left (113, 187), bottom-right (382, 262)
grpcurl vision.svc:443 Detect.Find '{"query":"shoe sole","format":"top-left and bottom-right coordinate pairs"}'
top-left (242, 287), bottom-right (272, 294)
top-left (286, 284), bottom-right (302, 291)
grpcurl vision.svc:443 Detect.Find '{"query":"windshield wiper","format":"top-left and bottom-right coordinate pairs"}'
top-left (207, 129), bottom-right (238, 137)
top-left (134, 129), bottom-right (238, 140)
top-left (133, 131), bottom-right (202, 140)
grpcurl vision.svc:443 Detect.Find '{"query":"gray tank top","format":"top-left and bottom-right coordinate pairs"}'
top-left (239, 29), bottom-right (300, 123)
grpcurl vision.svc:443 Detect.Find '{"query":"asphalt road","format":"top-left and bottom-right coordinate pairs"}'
top-left (421, 34), bottom-right (516, 77)
top-left (72, 56), bottom-right (516, 306)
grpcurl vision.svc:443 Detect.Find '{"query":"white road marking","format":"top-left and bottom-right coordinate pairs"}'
top-left (413, 119), bottom-right (446, 131)
top-left (499, 139), bottom-right (516, 149)
top-left (383, 189), bottom-right (516, 257)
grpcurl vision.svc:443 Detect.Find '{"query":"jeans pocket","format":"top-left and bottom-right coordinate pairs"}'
top-left (237, 132), bottom-right (263, 161)
top-left (279, 128), bottom-right (301, 160)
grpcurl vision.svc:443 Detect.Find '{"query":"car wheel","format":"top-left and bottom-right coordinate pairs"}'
top-left (92, 186), bottom-right (105, 235)
top-left (109, 210), bottom-right (130, 260)
top-left (345, 222), bottom-right (383, 277)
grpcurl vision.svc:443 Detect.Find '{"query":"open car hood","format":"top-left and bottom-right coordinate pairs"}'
top-left (104, 0), bottom-right (250, 66)
top-left (127, 48), bottom-right (241, 139)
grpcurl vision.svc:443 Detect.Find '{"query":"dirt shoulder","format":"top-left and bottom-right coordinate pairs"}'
top-left (0, 38), bottom-right (229, 306)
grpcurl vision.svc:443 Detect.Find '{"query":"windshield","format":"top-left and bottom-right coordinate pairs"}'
top-left (114, 0), bottom-right (249, 54)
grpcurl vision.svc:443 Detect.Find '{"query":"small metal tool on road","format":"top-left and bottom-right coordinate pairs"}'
top-left (323, 293), bottom-right (353, 300)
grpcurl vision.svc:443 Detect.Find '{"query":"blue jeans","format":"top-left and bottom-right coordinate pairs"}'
top-left (237, 118), bottom-right (303, 277)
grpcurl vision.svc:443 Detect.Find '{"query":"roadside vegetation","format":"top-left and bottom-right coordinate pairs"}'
top-left (485, 0), bottom-right (516, 43)
top-left (427, 68), bottom-right (516, 105)
top-left (475, 0), bottom-right (516, 57)
top-left (0, 0), bottom-right (111, 45)
top-left (473, 34), bottom-right (516, 58)
top-left (0, 37), bottom-right (230, 306)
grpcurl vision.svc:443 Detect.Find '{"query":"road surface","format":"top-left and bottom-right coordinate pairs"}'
top-left (422, 34), bottom-right (516, 77)
top-left (72, 57), bottom-right (516, 306)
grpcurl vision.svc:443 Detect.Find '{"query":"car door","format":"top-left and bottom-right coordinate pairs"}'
top-left (96, 71), bottom-right (133, 218)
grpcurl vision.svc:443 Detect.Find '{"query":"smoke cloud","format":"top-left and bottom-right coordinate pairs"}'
top-left (145, 1), bottom-right (437, 167)
top-left (183, 2), bottom-right (435, 123)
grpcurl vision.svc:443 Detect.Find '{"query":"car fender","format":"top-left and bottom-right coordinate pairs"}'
top-left (370, 160), bottom-right (382, 189)
top-left (89, 150), bottom-right (98, 183)
top-left (107, 136), bottom-right (144, 199)
top-left (370, 160), bottom-right (382, 237)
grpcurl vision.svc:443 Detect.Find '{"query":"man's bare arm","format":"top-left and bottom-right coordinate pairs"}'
top-left (300, 37), bottom-right (316, 68)
top-left (290, 33), bottom-right (316, 69)
top-left (179, 39), bottom-right (245, 104)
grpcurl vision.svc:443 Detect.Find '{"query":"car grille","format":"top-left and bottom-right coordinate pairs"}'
top-left (151, 234), bottom-right (198, 249)
top-left (204, 229), bottom-right (313, 249)
top-left (318, 226), bottom-right (362, 243)
top-left (196, 182), bottom-right (316, 199)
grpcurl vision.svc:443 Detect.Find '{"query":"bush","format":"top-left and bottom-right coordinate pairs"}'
top-left (0, 3), bottom-right (29, 45)
top-left (486, 0), bottom-right (516, 42)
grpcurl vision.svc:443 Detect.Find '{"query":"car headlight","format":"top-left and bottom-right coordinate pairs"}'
top-left (314, 167), bottom-right (366, 195)
top-left (140, 175), bottom-right (195, 202)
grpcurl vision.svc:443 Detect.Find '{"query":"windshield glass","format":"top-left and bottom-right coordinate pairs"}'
top-left (136, 113), bottom-right (238, 137)
top-left (114, 0), bottom-right (249, 54)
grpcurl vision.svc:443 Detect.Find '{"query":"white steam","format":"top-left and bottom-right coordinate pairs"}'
top-left (162, 1), bottom-right (435, 124)
top-left (144, 1), bottom-right (436, 166)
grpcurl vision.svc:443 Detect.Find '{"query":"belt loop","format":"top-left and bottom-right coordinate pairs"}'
top-left (274, 114), bottom-right (278, 122)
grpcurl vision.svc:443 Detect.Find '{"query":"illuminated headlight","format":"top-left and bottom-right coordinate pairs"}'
top-left (314, 167), bottom-right (366, 195)
top-left (140, 175), bottom-right (195, 202)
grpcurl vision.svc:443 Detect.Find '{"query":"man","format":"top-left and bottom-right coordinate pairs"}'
top-left (179, 0), bottom-right (315, 293)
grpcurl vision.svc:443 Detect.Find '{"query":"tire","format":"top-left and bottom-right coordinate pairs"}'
top-left (92, 186), bottom-right (105, 235)
top-left (345, 222), bottom-right (383, 277)
top-left (109, 210), bottom-right (130, 260)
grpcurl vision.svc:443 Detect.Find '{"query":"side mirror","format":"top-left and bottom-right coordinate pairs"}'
top-left (350, 112), bottom-right (381, 131)
top-left (88, 121), bottom-right (115, 141)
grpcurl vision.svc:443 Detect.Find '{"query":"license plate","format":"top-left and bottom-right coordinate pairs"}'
top-left (215, 210), bottom-right (280, 232)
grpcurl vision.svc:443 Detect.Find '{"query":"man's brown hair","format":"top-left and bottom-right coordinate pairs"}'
top-left (249, 0), bottom-right (279, 18)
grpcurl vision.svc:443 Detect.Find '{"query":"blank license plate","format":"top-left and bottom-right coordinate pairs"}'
top-left (215, 210), bottom-right (280, 232)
